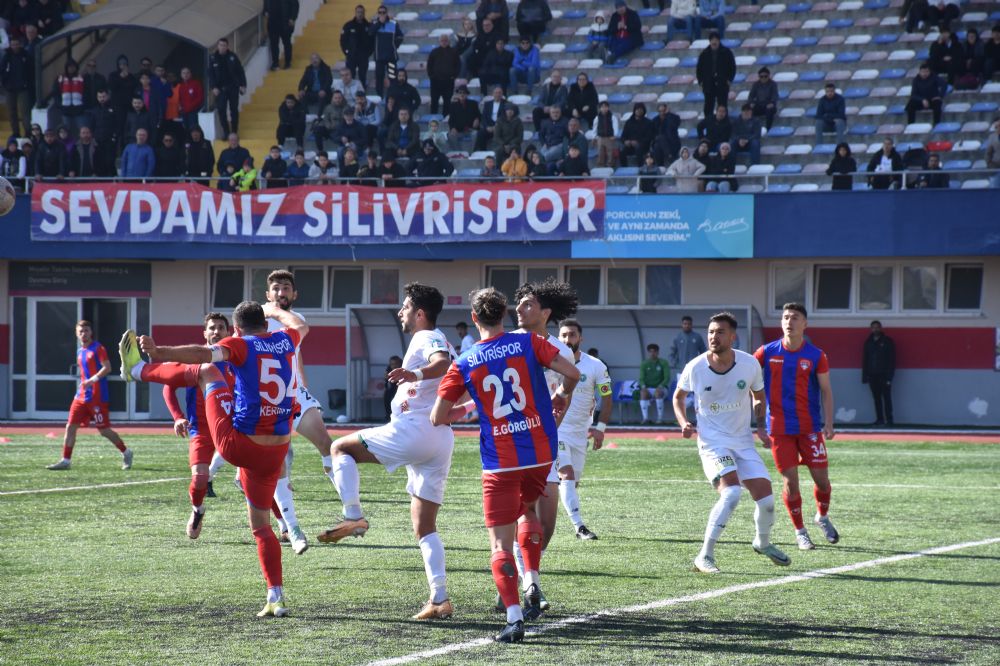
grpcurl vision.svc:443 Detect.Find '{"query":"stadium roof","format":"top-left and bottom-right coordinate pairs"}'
top-left (47, 0), bottom-right (261, 48)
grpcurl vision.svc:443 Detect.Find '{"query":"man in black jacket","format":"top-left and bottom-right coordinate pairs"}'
top-left (265, 0), bottom-right (299, 71)
top-left (532, 70), bottom-right (568, 133)
top-left (386, 69), bottom-right (421, 114)
top-left (463, 18), bottom-right (499, 83)
top-left (341, 5), bottom-right (374, 88)
top-left (154, 133), bottom-right (186, 180)
top-left (35, 129), bottom-right (66, 180)
top-left (447, 85), bottom-right (481, 148)
top-left (651, 102), bottom-right (681, 166)
top-left (862, 321), bottom-right (895, 426)
top-left (90, 89), bottom-right (118, 173)
top-left (696, 31), bottom-right (736, 119)
top-left (427, 34), bottom-right (460, 116)
top-left (412, 139), bottom-right (455, 186)
top-left (369, 5), bottom-right (404, 97)
top-left (209, 38), bottom-right (248, 136)
top-left (298, 53), bottom-right (333, 113)
top-left (1, 37), bottom-right (33, 137)
top-left (68, 127), bottom-right (110, 179)
top-left (905, 63), bottom-right (945, 125)
top-left (696, 104), bottom-right (732, 151)
top-left (217, 132), bottom-right (251, 179)
top-left (185, 126), bottom-right (216, 183)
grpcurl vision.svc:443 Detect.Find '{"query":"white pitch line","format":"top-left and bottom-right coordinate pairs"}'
top-left (363, 536), bottom-right (1000, 666)
top-left (448, 476), bottom-right (1000, 490)
top-left (0, 477), bottom-right (188, 496)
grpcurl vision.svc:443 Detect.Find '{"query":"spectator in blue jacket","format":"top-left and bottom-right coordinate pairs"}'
top-left (814, 83), bottom-right (846, 145)
top-left (905, 63), bottom-right (945, 126)
top-left (509, 37), bottom-right (540, 95)
top-left (369, 5), bottom-right (404, 97)
top-left (121, 128), bottom-right (156, 179)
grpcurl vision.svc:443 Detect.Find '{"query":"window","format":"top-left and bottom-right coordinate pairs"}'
top-left (646, 265), bottom-right (681, 305)
top-left (288, 267), bottom-right (325, 309)
top-left (486, 266), bottom-right (520, 301)
top-left (902, 266), bottom-right (937, 310)
top-left (567, 267), bottom-right (600, 305)
top-left (607, 268), bottom-right (639, 305)
top-left (211, 267), bottom-right (244, 310)
top-left (250, 268), bottom-right (272, 303)
top-left (946, 265), bottom-right (983, 310)
top-left (814, 265), bottom-right (852, 311)
top-left (525, 267), bottom-right (558, 284)
top-left (330, 267), bottom-right (364, 308)
top-left (858, 266), bottom-right (893, 311)
top-left (773, 266), bottom-right (806, 311)
top-left (370, 268), bottom-right (400, 304)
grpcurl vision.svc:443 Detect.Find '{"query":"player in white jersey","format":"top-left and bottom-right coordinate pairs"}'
top-left (556, 319), bottom-right (612, 540)
top-left (502, 278), bottom-right (578, 612)
top-left (673, 312), bottom-right (791, 574)
top-left (321, 283), bottom-right (458, 620)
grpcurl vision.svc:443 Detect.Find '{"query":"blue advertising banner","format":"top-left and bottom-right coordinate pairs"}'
top-left (570, 194), bottom-right (754, 259)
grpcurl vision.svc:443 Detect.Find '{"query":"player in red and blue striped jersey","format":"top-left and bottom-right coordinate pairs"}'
top-left (121, 301), bottom-right (307, 618)
top-left (47, 320), bottom-right (132, 471)
top-left (753, 302), bottom-right (840, 551)
top-left (433, 287), bottom-right (580, 644)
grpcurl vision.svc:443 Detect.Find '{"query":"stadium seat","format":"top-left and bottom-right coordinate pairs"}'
top-left (808, 53), bottom-right (835, 64)
top-left (859, 105), bottom-right (888, 116)
top-left (748, 164), bottom-right (775, 175)
top-left (779, 107), bottom-right (806, 118)
top-left (752, 21), bottom-right (778, 31)
top-left (876, 123), bottom-right (904, 135)
top-left (609, 93), bottom-right (634, 104)
top-left (925, 140), bottom-right (953, 152)
top-left (614, 166), bottom-right (639, 177)
top-left (541, 43), bottom-right (566, 53)
top-left (566, 43), bottom-right (588, 53)
top-left (961, 179), bottom-right (991, 189)
top-left (851, 69), bottom-right (879, 80)
top-left (644, 74), bottom-right (670, 86)
top-left (563, 9), bottom-right (588, 19)
top-left (681, 56), bottom-right (700, 67)
top-left (970, 102), bottom-right (998, 114)
top-left (794, 36), bottom-right (819, 47)
top-left (804, 162), bottom-right (830, 173)
top-left (418, 11), bottom-right (443, 21)
top-left (767, 36), bottom-right (793, 48)
top-left (802, 19), bottom-right (828, 29)
top-left (684, 90), bottom-right (706, 103)
top-left (873, 33), bottom-right (899, 45)
top-left (932, 122), bottom-right (962, 134)
top-left (741, 184), bottom-right (766, 193)
top-left (843, 87), bottom-right (870, 98)
top-left (904, 123), bottom-right (933, 134)
top-left (791, 183), bottom-right (821, 192)
top-left (606, 185), bottom-right (630, 195)
top-left (578, 59), bottom-right (603, 69)
top-left (865, 0), bottom-right (890, 8)
top-left (761, 4), bottom-right (787, 13)
top-left (961, 121), bottom-right (991, 133)
top-left (658, 91), bottom-right (684, 103)
top-left (788, 2), bottom-right (813, 12)
top-left (767, 183), bottom-right (793, 192)
top-left (591, 167), bottom-right (615, 179)
top-left (818, 35), bottom-right (846, 46)
top-left (952, 140), bottom-right (982, 152)
top-left (861, 50), bottom-right (890, 62)
top-left (654, 57), bottom-right (680, 68)
top-left (943, 159), bottom-right (971, 170)
top-left (767, 126), bottom-right (794, 138)
top-left (775, 164), bottom-right (803, 174)
top-left (888, 50), bottom-right (916, 61)
top-left (633, 93), bottom-right (659, 104)
top-left (830, 18), bottom-right (854, 28)
top-left (835, 52), bottom-right (862, 64)
top-left (785, 144), bottom-right (813, 155)
top-left (845, 34), bottom-right (872, 45)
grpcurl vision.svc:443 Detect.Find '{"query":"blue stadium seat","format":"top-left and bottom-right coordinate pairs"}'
top-left (607, 185), bottom-right (631, 194)
top-left (916, 49), bottom-right (930, 60)
top-left (638, 8), bottom-right (661, 17)
top-left (835, 52), bottom-right (862, 63)
top-left (991, 11), bottom-right (1000, 21)
top-left (63, 12), bottom-right (81, 21)
top-left (865, 0), bottom-right (890, 8)
top-left (458, 168), bottom-right (480, 178)
top-left (788, 3), bottom-right (813, 13)
top-left (733, 72), bottom-right (748, 84)
top-left (418, 12), bottom-right (442, 21)
top-left (685, 90), bottom-right (706, 102)
top-left (849, 124), bottom-right (877, 135)
top-left (722, 39), bottom-right (742, 49)
top-left (382, 0), bottom-right (404, 4)
top-left (933, 122), bottom-right (962, 133)
top-left (943, 159), bottom-right (971, 170)
top-left (680, 56), bottom-right (699, 67)
top-left (566, 44), bottom-right (588, 53)
top-left (843, 87), bottom-right (870, 98)
top-left (615, 166), bottom-right (640, 177)
top-left (879, 68), bottom-right (906, 79)
top-left (419, 44), bottom-right (434, 54)
top-left (873, 33), bottom-right (899, 44)
top-left (829, 18), bottom-right (854, 29)
top-left (888, 104), bottom-right (906, 115)
top-left (644, 74), bottom-right (670, 86)
top-left (778, 89), bottom-right (791, 100)
top-left (804, 107), bottom-right (818, 118)
top-left (813, 143), bottom-right (837, 155)
top-left (752, 21), bottom-right (778, 31)
top-left (540, 59), bottom-right (554, 70)
top-left (453, 0), bottom-right (475, 3)
top-left (757, 55), bottom-right (783, 66)
top-left (775, 164), bottom-right (803, 174)
top-left (642, 41), bottom-right (666, 51)
top-left (767, 126), bottom-right (794, 137)
top-left (609, 93), bottom-right (634, 104)
top-left (422, 114), bottom-right (444, 123)
top-left (604, 59), bottom-right (629, 69)
top-left (971, 102), bottom-right (999, 113)
top-left (794, 36), bottom-right (819, 47)
top-left (800, 70), bottom-right (826, 82)
top-left (418, 79), bottom-right (430, 89)
top-left (563, 9), bottom-right (588, 19)
top-left (767, 183), bottom-right (793, 193)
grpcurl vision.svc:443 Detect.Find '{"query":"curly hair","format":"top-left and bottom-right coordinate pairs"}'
top-left (514, 277), bottom-right (579, 324)
top-left (204, 311), bottom-right (230, 329)
top-left (469, 287), bottom-right (507, 327)
top-left (403, 282), bottom-right (444, 325)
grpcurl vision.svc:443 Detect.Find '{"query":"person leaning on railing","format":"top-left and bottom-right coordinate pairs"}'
top-left (826, 142), bottom-right (856, 191)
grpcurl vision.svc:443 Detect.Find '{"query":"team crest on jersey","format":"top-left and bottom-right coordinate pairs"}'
top-left (737, 379), bottom-right (747, 390)
top-left (799, 359), bottom-right (812, 371)
top-left (408, 388), bottom-right (417, 398)
top-left (400, 400), bottom-right (409, 413)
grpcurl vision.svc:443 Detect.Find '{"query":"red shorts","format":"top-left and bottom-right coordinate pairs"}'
top-left (770, 433), bottom-right (828, 473)
top-left (188, 433), bottom-right (216, 467)
top-left (67, 399), bottom-right (111, 429)
top-left (482, 465), bottom-right (551, 527)
top-left (203, 386), bottom-right (288, 510)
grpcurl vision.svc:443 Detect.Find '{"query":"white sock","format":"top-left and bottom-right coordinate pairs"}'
top-left (267, 585), bottom-right (283, 603)
top-left (193, 504), bottom-right (204, 513)
top-left (207, 452), bottom-right (226, 480)
top-left (640, 399), bottom-right (650, 420)
top-left (274, 477), bottom-right (298, 529)
top-left (130, 360), bottom-right (146, 381)
top-left (284, 445), bottom-right (294, 479)
top-left (276, 518), bottom-right (288, 534)
top-left (512, 541), bottom-right (525, 579)
top-left (522, 569), bottom-right (540, 591)
top-left (655, 398), bottom-right (665, 420)
top-left (418, 532), bottom-right (448, 603)
top-left (559, 480), bottom-right (585, 529)
top-left (506, 605), bottom-right (524, 623)
top-left (754, 494), bottom-right (776, 548)
top-left (332, 454), bottom-right (363, 520)
top-left (321, 454), bottom-right (337, 485)
top-left (700, 485), bottom-right (742, 560)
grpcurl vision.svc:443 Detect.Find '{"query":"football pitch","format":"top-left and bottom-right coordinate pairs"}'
top-left (2, 432), bottom-right (999, 665)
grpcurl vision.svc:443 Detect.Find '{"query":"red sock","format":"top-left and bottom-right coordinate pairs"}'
top-left (141, 362), bottom-right (199, 388)
top-left (490, 550), bottom-right (520, 608)
top-left (517, 520), bottom-right (543, 573)
top-left (190, 473), bottom-right (209, 507)
top-left (271, 499), bottom-right (284, 523)
top-left (62, 445), bottom-right (73, 459)
top-left (814, 486), bottom-right (831, 517)
top-left (251, 526), bottom-right (283, 588)
top-left (783, 491), bottom-right (804, 530)
top-left (111, 439), bottom-right (127, 453)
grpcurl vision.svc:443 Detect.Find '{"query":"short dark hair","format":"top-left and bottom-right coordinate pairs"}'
top-left (647, 343), bottom-right (659, 352)
top-left (76, 319), bottom-right (92, 329)
top-left (825, 82), bottom-right (836, 89)
top-left (870, 320), bottom-right (882, 327)
top-left (919, 62), bottom-right (930, 70)
top-left (204, 312), bottom-right (230, 329)
top-left (709, 311), bottom-right (739, 330)
top-left (470, 288), bottom-right (507, 327)
top-left (456, 322), bottom-right (468, 330)
top-left (758, 67), bottom-right (770, 75)
top-left (217, 37), bottom-right (229, 44)
top-left (741, 102), bottom-right (752, 112)
top-left (514, 278), bottom-right (579, 324)
top-left (559, 318), bottom-right (582, 334)
top-left (708, 31), bottom-right (720, 41)
top-left (267, 269), bottom-right (295, 289)
top-left (232, 301), bottom-right (267, 331)
top-left (681, 315), bottom-right (693, 323)
top-left (782, 302), bottom-right (808, 318)
top-left (403, 282), bottom-right (444, 325)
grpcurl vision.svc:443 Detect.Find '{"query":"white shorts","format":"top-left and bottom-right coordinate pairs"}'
top-left (293, 386), bottom-right (323, 431)
top-left (556, 436), bottom-right (589, 478)
top-left (697, 442), bottom-right (770, 485)
top-left (357, 412), bottom-right (454, 505)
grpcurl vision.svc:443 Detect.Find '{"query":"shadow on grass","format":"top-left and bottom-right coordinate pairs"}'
top-left (827, 573), bottom-right (1000, 587)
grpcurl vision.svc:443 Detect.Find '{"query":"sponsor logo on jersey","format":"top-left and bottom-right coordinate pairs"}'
top-left (708, 401), bottom-right (743, 414)
top-left (769, 358), bottom-right (784, 364)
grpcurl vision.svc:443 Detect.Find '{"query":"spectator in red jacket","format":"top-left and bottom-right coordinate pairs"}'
top-left (177, 67), bottom-right (205, 130)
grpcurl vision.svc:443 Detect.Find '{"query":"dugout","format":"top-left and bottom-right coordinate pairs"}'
top-left (345, 305), bottom-right (764, 423)
top-left (33, 0), bottom-right (264, 126)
